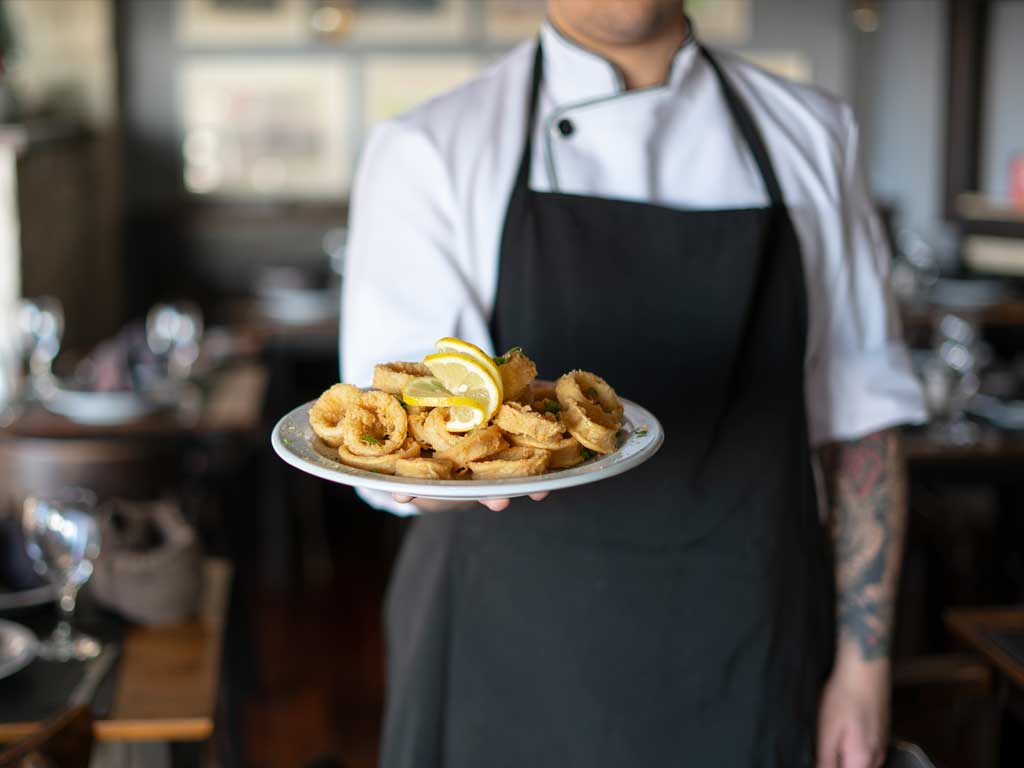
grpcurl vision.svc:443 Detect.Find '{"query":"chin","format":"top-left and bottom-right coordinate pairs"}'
top-left (551, 0), bottom-right (682, 46)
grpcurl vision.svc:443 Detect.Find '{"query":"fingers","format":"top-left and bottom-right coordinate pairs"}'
top-left (480, 498), bottom-right (511, 511)
top-left (838, 734), bottom-right (885, 768)
top-left (818, 729), bottom-right (884, 768)
top-left (393, 493), bottom-right (545, 512)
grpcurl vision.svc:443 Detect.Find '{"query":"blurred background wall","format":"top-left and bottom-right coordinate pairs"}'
top-left (0, 0), bottom-right (1021, 345)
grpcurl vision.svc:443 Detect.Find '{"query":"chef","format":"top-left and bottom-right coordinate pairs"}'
top-left (342, 1), bottom-right (926, 766)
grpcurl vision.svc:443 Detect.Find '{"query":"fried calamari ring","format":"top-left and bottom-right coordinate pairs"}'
top-left (309, 383), bottom-right (363, 447)
top-left (395, 457), bottom-right (455, 480)
top-left (372, 361), bottom-right (431, 396)
top-left (505, 430), bottom-right (567, 450)
top-left (525, 380), bottom-right (559, 410)
top-left (555, 371), bottom-right (623, 454)
top-left (341, 390), bottom-right (408, 456)
top-left (337, 437), bottom-right (421, 474)
top-left (406, 412), bottom-right (435, 448)
top-left (493, 402), bottom-right (564, 444)
top-left (468, 446), bottom-right (550, 479)
top-left (497, 349), bottom-right (537, 402)
top-left (435, 424), bottom-right (508, 468)
top-left (420, 407), bottom-right (460, 452)
top-left (547, 435), bottom-right (586, 468)
top-left (556, 370), bottom-right (623, 423)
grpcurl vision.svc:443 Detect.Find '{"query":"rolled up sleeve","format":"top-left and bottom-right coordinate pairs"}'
top-left (341, 119), bottom-right (473, 515)
top-left (805, 108), bottom-right (927, 446)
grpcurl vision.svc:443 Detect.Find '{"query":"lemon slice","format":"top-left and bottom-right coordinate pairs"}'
top-left (435, 337), bottom-right (504, 401)
top-left (423, 351), bottom-right (502, 422)
top-left (402, 376), bottom-right (487, 432)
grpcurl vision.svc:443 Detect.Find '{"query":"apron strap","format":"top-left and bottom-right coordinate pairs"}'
top-left (700, 47), bottom-right (786, 208)
top-left (514, 40), bottom-right (786, 208)
top-left (510, 41), bottom-right (545, 195)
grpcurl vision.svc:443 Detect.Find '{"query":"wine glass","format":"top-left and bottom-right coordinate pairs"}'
top-left (15, 296), bottom-right (64, 399)
top-left (21, 488), bottom-right (104, 662)
top-left (923, 313), bottom-right (982, 446)
top-left (145, 302), bottom-right (204, 382)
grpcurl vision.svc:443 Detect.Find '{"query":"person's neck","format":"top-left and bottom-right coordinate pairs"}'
top-left (548, 16), bottom-right (690, 90)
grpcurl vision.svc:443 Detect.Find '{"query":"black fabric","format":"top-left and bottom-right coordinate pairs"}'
top-left (383, 40), bottom-right (833, 767)
top-left (0, 607), bottom-right (121, 724)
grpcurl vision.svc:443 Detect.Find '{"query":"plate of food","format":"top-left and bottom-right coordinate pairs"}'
top-left (271, 338), bottom-right (663, 501)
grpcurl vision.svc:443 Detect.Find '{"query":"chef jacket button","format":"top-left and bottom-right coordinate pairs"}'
top-left (556, 118), bottom-right (575, 137)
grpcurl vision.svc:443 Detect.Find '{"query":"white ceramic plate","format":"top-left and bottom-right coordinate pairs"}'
top-left (42, 387), bottom-right (165, 425)
top-left (0, 619), bottom-right (37, 681)
top-left (272, 397), bottom-right (664, 501)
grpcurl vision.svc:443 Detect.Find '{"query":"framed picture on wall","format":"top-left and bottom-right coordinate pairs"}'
top-left (335, 0), bottom-right (469, 43)
top-left (363, 55), bottom-right (481, 135)
top-left (687, 0), bottom-right (752, 45)
top-left (177, 0), bottom-right (309, 46)
top-left (179, 57), bottom-right (353, 199)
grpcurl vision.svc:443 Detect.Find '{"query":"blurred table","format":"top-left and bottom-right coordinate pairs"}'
top-left (904, 425), bottom-right (1024, 482)
top-left (947, 608), bottom-right (1024, 693)
top-left (0, 364), bottom-right (267, 440)
top-left (0, 558), bottom-right (231, 743)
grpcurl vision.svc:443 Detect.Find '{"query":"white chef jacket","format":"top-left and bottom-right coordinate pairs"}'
top-left (342, 22), bottom-right (927, 515)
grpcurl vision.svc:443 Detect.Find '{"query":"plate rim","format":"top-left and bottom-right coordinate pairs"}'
top-left (271, 396), bottom-right (664, 500)
top-left (0, 618), bottom-right (38, 681)
top-left (0, 583), bottom-right (57, 613)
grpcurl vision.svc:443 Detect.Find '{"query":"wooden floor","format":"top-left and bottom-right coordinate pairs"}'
top-left (230, 478), bottom-right (406, 768)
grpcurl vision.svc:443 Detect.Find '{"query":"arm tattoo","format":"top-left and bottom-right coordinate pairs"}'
top-left (819, 429), bottom-right (907, 661)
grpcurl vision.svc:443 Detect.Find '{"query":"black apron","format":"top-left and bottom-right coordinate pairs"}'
top-left (382, 41), bottom-right (834, 768)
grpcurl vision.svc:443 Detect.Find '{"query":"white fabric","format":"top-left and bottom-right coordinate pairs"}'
top-left (342, 22), bottom-right (927, 516)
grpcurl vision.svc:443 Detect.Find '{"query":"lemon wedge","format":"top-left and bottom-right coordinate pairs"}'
top-left (402, 376), bottom-right (487, 432)
top-left (434, 337), bottom-right (504, 401)
top-left (423, 351), bottom-right (502, 422)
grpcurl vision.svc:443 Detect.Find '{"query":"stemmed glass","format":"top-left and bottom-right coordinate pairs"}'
top-left (15, 296), bottom-right (64, 399)
top-left (21, 488), bottom-right (104, 661)
top-left (922, 313), bottom-right (983, 446)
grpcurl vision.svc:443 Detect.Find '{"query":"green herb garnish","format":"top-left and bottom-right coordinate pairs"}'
top-left (580, 448), bottom-right (596, 461)
top-left (282, 438), bottom-right (291, 446)
top-left (398, 400), bottom-right (408, 410)
top-left (634, 427), bottom-right (648, 438)
top-left (491, 346), bottom-right (523, 366)
top-left (360, 434), bottom-right (382, 446)
top-left (542, 398), bottom-right (560, 414)
top-left (585, 386), bottom-right (598, 398)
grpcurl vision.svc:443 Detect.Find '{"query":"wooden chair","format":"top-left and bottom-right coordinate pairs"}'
top-left (0, 707), bottom-right (93, 768)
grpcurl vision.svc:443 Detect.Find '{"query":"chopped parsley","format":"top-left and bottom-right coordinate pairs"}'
top-left (492, 346), bottom-right (523, 366)
top-left (542, 398), bottom-right (560, 414)
top-left (634, 427), bottom-right (649, 438)
top-left (580, 448), bottom-right (596, 461)
top-left (360, 434), bottom-right (382, 446)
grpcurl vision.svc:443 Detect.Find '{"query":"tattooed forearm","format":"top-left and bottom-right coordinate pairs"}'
top-left (819, 428), bottom-right (907, 661)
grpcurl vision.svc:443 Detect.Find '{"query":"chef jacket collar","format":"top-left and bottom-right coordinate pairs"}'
top-left (538, 16), bottom-right (698, 104)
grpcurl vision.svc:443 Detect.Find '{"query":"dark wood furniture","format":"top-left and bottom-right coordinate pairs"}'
top-left (0, 706), bottom-right (94, 768)
top-left (0, 558), bottom-right (230, 745)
